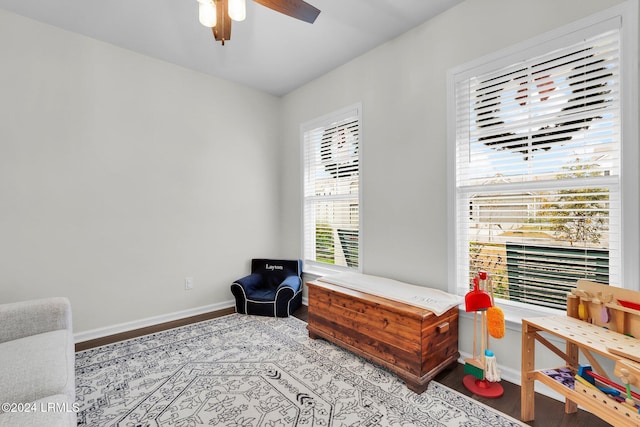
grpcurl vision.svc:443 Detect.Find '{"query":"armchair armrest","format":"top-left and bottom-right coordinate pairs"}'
top-left (233, 273), bottom-right (263, 292)
top-left (0, 297), bottom-right (72, 344)
top-left (277, 275), bottom-right (302, 293)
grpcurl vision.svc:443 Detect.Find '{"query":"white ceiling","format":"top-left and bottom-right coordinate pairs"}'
top-left (0, 0), bottom-right (463, 96)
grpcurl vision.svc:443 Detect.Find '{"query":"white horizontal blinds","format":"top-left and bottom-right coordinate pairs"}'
top-left (455, 28), bottom-right (621, 309)
top-left (462, 30), bottom-right (620, 184)
top-left (303, 107), bottom-right (360, 270)
top-left (465, 187), bottom-right (619, 309)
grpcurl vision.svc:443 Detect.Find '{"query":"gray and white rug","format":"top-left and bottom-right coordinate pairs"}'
top-left (75, 313), bottom-right (525, 426)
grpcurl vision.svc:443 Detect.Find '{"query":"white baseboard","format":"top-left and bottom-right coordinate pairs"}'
top-left (74, 300), bottom-right (236, 343)
top-left (457, 350), bottom-right (565, 402)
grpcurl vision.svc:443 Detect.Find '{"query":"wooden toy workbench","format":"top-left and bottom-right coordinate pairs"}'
top-left (521, 280), bottom-right (640, 426)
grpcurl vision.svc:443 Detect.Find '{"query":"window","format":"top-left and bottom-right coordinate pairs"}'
top-left (448, 4), bottom-right (638, 312)
top-left (302, 104), bottom-right (362, 274)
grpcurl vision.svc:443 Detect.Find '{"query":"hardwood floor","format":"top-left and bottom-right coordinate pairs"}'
top-left (74, 307), bottom-right (235, 351)
top-left (76, 305), bottom-right (611, 426)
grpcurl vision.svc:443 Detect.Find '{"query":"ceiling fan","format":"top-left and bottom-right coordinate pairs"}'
top-left (197, 0), bottom-right (321, 46)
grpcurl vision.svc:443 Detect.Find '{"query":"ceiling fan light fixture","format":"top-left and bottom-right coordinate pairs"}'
top-left (198, 0), bottom-right (217, 28)
top-left (198, 0), bottom-right (320, 46)
top-left (228, 0), bottom-right (246, 22)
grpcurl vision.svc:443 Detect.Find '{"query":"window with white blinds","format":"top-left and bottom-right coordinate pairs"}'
top-left (451, 18), bottom-right (626, 310)
top-left (302, 104), bottom-right (361, 273)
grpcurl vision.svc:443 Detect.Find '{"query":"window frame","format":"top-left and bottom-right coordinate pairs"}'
top-left (446, 1), bottom-right (638, 321)
top-left (301, 103), bottom-right (363, 276)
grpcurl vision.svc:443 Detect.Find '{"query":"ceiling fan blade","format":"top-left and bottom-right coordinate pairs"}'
top-left (213, 0), bottom-right (232, 45)
top-left (253, 0), bottom-right (320, 24)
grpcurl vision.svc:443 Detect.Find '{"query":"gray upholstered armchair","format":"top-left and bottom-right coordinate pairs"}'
top-left (231, 259), bottom-right (303, 317)
top-left (0, 297), bottom-right (76, 426)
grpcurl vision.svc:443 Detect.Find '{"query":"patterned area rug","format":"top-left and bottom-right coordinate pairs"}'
top-left (75, 313), bottom-right (525, 426)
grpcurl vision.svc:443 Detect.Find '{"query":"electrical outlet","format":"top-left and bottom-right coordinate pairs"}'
top-left (185, 277), bottom-right (193, 290)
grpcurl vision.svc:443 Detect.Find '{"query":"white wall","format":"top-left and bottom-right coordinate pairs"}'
top-left (0, 10), bottom-right (281, 334)
top-left (280, 0), bottom-right (633, 384)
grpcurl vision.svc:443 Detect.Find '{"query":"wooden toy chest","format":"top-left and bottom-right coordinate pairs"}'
top-left (306, 280), bottom-right (459, 393)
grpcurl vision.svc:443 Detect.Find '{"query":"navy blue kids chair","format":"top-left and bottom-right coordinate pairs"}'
top-left (231, 259), bottom-right (303, 317)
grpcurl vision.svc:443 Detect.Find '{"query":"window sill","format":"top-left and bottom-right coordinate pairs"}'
top-left (302, 264), bottom-right (360, 280)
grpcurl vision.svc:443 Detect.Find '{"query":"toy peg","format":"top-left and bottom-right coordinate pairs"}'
top-left (566, 293), bottom-right (580, 319)
top-left (602, 293), bottom-right (614, 303)
top-left (572, 289), bottom-right (592, 321)
top-left (619, 368), bottom-right (637, 406)
top-left (592, 292), bottom-right (602, 305)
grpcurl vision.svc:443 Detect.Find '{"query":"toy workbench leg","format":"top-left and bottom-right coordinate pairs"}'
top-left (521, 319), bottom-right (536, 422)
